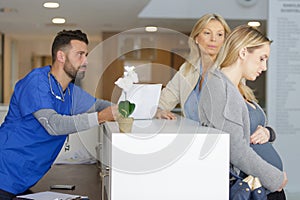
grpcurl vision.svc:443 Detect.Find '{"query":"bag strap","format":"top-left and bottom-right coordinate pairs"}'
top-left (230, 168), bottom-right (242, 180)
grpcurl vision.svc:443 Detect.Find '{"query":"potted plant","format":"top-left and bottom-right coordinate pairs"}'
top-left (114, 66), bottom-right (138, 132)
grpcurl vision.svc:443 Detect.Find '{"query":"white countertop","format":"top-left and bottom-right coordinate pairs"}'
top-left (102, 116), bottom-right (230, 200)
top-left (105, 116), bottom-right (223, 134)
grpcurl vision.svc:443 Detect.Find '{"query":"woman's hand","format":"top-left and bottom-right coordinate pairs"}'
top-left (278, 171), bottom-right (288, 192)
top-left (250, 125), bottom-right (270, 144)
top-left (155, 108), bottom-right (177, 120)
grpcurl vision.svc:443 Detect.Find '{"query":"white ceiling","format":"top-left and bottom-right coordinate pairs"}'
top-left (0, 0), bottom-right (268, 38)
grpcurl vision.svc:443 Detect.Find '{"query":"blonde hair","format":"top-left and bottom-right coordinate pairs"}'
top-left (184, 13), bottom-right (231, 75)
top-left (216, 25), bottom-right (272, 102)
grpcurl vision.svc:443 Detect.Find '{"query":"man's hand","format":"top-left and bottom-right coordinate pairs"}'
top-left (97, 105), bottom-right (118, 124)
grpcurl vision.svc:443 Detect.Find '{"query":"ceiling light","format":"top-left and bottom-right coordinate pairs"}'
top-left (248, 21), bottom-right (261, 27)
top-left (43, 2), bottom-right (60, 8)
top-left (52, 17), bottom-right (66, 24)
top-left (145, 26), bottom-right (158, 32)
top-left (237, 0), bottom-right (257, 7)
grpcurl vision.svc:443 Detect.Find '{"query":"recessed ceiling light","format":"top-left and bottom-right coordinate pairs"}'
top-left (43, 2), bottom-right (60, 8)
top-left (145, 26), bottom-right (158, 32)
top-left (52, 17), bottom-right (66, 24)
top-left (248, 21), bottom-right (261, 27)
top-left (237, 0), bottom-right (257, 7)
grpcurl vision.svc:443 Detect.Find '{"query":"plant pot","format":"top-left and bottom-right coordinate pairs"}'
top-left (117, 117), bottom-right (134, 133)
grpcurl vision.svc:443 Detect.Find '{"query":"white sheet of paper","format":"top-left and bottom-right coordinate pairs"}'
top-left (17, 191), bottom-right (81, 200)
top-left (118, 84), bottom-right (162, 119)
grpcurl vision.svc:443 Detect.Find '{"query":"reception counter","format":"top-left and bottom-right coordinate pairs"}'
top-left (99, 117), bottom-right (230, 200)
top-left (1, 106), bottom-right (230, 200)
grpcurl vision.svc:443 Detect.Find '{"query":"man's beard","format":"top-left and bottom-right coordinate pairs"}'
top-left (63, 58), bottom-right (86, 81)
top-left (75, 66), bottom-right (86, 80)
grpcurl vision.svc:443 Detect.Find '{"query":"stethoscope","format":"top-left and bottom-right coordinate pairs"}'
top-left (48, 72), bottom-right (70, 102)
top-left (48, 72), bottom-right (71, 151)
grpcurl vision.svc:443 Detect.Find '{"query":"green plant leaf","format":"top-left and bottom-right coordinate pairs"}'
top-left (118, 100), bottom-right (135, 118)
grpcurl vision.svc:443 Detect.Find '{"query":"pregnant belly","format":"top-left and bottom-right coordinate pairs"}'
top-left (250, 142), bottom-right (283, 170)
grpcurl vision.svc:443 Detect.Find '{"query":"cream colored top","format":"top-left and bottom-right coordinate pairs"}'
top-left (158, 60), bottom-right (200, 117)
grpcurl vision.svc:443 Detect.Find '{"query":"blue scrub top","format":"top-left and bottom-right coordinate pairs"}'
top-left (0, 65), bottom-right (96, 194)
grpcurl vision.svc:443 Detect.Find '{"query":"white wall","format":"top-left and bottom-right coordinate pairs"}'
top-left (0, 105), bottom-right (8, 124)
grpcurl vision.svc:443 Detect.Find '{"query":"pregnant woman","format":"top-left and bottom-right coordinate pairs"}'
top-left (199, 25), bottom-right (288, 199)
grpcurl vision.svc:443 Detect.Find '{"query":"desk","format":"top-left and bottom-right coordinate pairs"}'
top-left (30, 117), bottom-right (229, 200)
top-left (99, 116), bottom-right (230, 200)
top-left (30, 164), bottom-right (101, 200)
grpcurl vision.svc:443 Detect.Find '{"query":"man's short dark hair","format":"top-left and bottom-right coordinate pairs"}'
top-left (51, 29), bottom-right (89, 63)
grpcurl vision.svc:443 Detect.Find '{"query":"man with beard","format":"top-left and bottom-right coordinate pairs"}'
top-left (0, 30), bottom-right (117, 199)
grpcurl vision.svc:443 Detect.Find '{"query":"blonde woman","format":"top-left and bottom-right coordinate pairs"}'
top-left (199, 25), bottom-right (287, 198)
top-left (156, 13), bottom-right (231, 120)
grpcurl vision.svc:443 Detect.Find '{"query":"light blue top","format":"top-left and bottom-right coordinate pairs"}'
top-left (0, 65), bottom-right (96, 194)
top-left (184, 64), bottom-right (206, 122)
